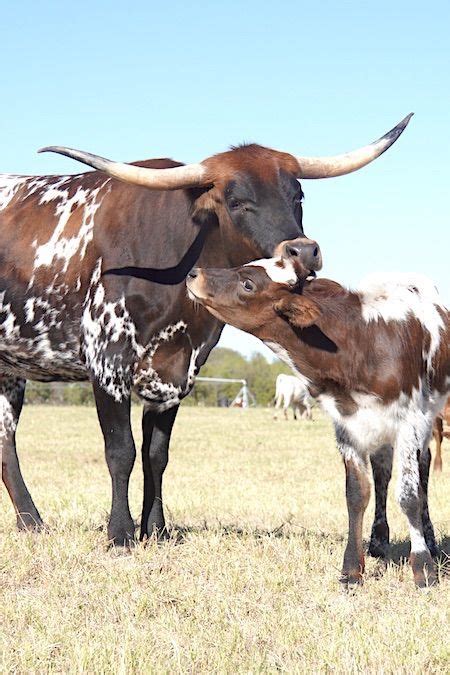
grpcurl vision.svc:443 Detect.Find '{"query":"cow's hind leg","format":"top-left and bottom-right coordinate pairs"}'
top-left (1, 377), bottom-right (44, 530)
top-left (368, 445), bottom-right (393, 558)
top-left (93, 383), bottom-right (136, 546)
top-left (140, 404), bottom-right (179, 540)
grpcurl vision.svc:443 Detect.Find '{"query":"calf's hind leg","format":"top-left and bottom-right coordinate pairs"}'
top-left (418, 446), bottom-right (439, 558)
top-left (1, 377), bottom-right (44, 530)
top-left (368, 445), bottom-right (393, 558)
top-left (396, 427), bottom-right (437, 587)
top-left (337, 428), bottom-right (371, 585)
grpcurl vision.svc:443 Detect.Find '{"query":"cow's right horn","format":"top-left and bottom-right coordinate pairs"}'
top-left (38, 146), bottom-right (210, 190)
top-left (294, 113), bottom-right (414, 179)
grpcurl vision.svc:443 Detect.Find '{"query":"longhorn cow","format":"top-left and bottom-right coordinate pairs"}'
top-left (0, 115), bottom-right (412, 545)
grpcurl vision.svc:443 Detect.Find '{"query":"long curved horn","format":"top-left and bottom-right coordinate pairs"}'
top-left (295, 113), bottom-right (413, 179)
top-left (38, 146), bottom-right (209, 190)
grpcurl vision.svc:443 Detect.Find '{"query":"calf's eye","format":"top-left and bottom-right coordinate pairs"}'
top-left (242, 279), bottom-right (256, 292)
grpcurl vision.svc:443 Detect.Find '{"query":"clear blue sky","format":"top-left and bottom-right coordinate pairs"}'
top-left (1, 1), bottom-right (448, 358)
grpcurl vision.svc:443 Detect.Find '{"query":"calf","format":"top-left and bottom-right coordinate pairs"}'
top-left (187, 258), bottom-right (449, 587)
top-left (274, 373), bottom-right (312, 420)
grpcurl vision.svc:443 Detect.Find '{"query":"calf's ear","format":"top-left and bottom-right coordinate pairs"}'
top-left (274, 295), bottom-right (321, 328)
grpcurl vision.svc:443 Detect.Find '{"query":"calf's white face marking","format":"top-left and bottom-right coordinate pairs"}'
top-left (245, 257), bottom-right (298, 285)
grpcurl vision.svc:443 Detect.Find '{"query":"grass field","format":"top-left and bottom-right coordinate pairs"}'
top-left (1, 405), bottom-right (449, 673)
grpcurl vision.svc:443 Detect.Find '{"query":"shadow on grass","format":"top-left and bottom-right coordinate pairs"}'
top-left (368, 535), bottom-right (450, 580)
top-left (164, 519), bottom-right (345, 546)
top-left (388, 534), bottom-right (450, 563)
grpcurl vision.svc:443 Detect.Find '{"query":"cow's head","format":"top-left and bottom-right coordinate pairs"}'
top-left (40, 114), bottom-right (412, 272)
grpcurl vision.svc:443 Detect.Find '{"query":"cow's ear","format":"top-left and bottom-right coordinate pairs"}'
top-left (274, 294), bottom-right (321, 328)
top-left (191, 188), bottom-right (219, 226)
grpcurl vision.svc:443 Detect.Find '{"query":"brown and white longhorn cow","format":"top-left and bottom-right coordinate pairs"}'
top-left (186, 259), bottom-right (449, 586)
top-left (0, 116), bottom-right (411, 545)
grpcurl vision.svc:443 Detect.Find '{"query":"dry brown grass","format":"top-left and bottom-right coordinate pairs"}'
top-left (1, 405), bottom-right (449, 673)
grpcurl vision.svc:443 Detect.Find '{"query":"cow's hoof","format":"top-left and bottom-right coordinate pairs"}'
top-left (107, 520), bottom-right (136, 550)
top-left (16, 512), bottom-right (45, 532)
top-left (140, 524), bottom-right (170, 544)
top-left (107, 536), bottom-right (136, 553)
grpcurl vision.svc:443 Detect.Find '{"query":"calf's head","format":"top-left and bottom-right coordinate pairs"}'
top-left (186, 257), bottom-right (321, 336)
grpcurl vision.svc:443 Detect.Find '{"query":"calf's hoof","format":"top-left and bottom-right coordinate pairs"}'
top-left (340, 569), bottom-right (364, 590)
top-left (410, 551), bottom-right (438, 588)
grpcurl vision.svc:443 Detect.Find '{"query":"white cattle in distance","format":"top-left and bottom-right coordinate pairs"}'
top-left (273, 373), bottom-right (313, 421)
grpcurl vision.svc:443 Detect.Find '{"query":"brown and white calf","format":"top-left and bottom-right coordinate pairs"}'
top-left (187, 258), bottom-right (449, 587)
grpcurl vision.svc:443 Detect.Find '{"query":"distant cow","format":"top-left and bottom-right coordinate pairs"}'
top-left (274, 373), bottom-right (312, 420)
top-left (432, 397), bottom-right (450, 472)
top-left (187, 259), bottom-right (448, 587)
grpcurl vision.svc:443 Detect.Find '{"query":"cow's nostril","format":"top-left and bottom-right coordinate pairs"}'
top-left (313, 247), bottom-right (318, 257)
top-left (188, 268), bottom-right (199, 279)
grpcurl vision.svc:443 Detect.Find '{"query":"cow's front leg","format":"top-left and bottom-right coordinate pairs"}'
top-left (368, 445), bottom-right (393, 558)
top-left (93, 383), bottom-right (136, 546)
top-left (337, 428), bottom-right (371, 586)
top-left (140, 404), bottom-right (179, 540)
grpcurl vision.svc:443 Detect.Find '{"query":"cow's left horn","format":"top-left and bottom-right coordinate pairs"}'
top-left (294, 113), bottom-right (413, 179)
top-left (38, 147), bottom-right (209, 190)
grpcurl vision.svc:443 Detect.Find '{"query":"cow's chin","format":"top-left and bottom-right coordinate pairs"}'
top-left (186, 288), bottom-right (198, 302)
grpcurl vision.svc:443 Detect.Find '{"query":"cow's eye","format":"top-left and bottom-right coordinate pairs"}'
top-left (242, 279), bottom-right (256, 292)
top-left (228, 198), bottom-right (242, 210)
